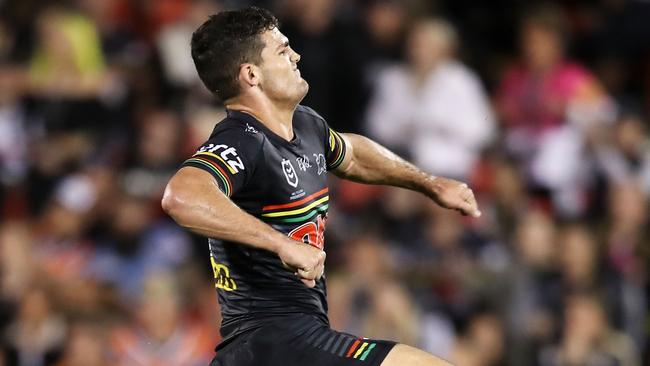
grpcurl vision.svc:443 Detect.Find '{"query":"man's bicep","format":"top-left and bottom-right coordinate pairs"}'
top-left (168, 166), bottom-right (230, 201)
top-left (162, 165), bottom-right (233, 221)
top-left (181, 154), bottom-right (236, 197)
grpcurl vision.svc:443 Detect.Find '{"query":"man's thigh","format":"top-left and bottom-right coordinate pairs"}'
top-left (381, 344), bottom-right (453, 366)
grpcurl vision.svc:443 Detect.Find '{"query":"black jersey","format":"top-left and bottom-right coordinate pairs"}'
top-left (180, 105), bottom-right (347, 344)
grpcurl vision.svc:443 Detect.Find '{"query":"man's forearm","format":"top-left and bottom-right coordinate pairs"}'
top-left (162, 167), bottom-right (327, 287)
top-left (336, 133), bottom-right (481, 217)
top-left (336, 133), bottom-right (438, 198)
top-left (162, 168), bottom-right (288, 254)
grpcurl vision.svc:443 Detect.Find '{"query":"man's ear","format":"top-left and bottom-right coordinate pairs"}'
top-left (238, 64), bottom-right (261, 88)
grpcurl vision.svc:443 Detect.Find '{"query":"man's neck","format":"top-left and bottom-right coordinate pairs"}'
top-left (226, 98), bottom-right (296, 142)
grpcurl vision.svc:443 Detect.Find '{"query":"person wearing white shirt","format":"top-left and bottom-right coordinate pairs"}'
top-left (366, 18), bottom-right (494, 180)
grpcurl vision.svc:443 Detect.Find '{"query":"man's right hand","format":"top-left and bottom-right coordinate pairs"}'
top-left (277, 240), bottom-right (326, 288)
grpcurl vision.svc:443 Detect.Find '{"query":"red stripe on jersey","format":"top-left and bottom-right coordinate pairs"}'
top-left (262, 188), bottom-right (328, 211)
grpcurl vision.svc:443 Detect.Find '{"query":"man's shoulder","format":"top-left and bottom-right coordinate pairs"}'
top-left (200, 118), bottom-right (266, 162)
top-left (293, 105), bottom-right (330, 140)
top-left (294, 105), bottom-right (326, 123)
top-left (209, 118), bottom-right (265, 143)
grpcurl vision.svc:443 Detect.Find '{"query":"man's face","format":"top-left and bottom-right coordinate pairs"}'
top-left (521, 24), bottom-right (562, 72)
top-left (406, 24), bottom-right (447, 72)
top-left (257, 28), bottom-right (308, 104)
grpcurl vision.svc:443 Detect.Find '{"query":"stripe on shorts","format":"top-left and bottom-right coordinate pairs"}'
top-left (313, 330), bottom-right (331, 348)
top-left (346, 339), bottom-right (362, 358)
top-left (327, 334), bottom-right (345, 354)
top-left (354, 342), bottom-right (369, 358)
top-left (322, 332), bottom-right (338, 351)
top-left (337, 337), bottom-right (354, 357)
top-left (304, 327), bottom-right (322, 345)
top-left (360, 343), bottom-right (377, 361)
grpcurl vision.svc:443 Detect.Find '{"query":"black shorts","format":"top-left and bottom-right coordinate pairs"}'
top-left (209, 314), bottom-right (396, 366)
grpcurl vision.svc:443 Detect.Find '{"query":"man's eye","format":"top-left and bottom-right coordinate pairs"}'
top-left (280, 50), bottom-right (287, 55)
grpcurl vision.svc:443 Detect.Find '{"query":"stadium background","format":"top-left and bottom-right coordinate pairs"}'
top-left (0, 0), bottom-right (648, 365)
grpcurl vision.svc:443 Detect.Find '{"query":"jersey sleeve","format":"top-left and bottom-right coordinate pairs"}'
top-left (324, 125), bottom-right (347, 171)
top-left (180, 129), bottom-right (261, 197)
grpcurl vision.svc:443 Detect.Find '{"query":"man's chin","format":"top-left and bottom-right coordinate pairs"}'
top-left (296, 80), bottom-right (309, 102)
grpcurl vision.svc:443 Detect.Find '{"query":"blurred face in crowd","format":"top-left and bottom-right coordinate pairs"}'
top-left (560, 225), bottom-right (597, 286)
top-left (365, 1), bottom-right (406, 46)
top-left (515, 209), bottom-right (557, 268)
top-left (62, 323), bottom-right (108, 366)
top-left (112, 194), bottom-right (152, 239)
top-left (346, 235), bottom-right (390, 284)
top-left (18, 288), bottom-right (52, 326)
top-left (616, 115), bottom-right (647, 156)
top-left (425, 209), bottom-right (463, 251)
top-left (521, 22), bottom-right (563, 73)
top-left (139, 111), bottom-right (182, 168)
top-left (36, 9), bottom-right (72, 65)
top-left (138, 273), bottom-right (182, 342)
top-left (491, 158), bottom-right (526, 212)
top-left (286, 0), bottom-right (336, 34)
top-left (42, 203), bottom-right (86, 239)
top-left (407, 20), bottom-right (455, 74)
top-left (256, 28), bottom-right (308, 106)
top-left (467, 313), bottom-right (504, 366)
top-left (609, 182), bottom-right (647, 230)
top-left (0, 222), bottom-right (32, 299)
top-left (564, 295), bottom-right (607, 343)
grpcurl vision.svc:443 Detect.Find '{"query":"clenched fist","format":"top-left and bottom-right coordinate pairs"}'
top-left (428, 177), bottom-right (481, 217)
top-left (277, 239), bottom-right (326, 288)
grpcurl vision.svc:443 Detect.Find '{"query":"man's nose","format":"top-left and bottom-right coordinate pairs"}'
top-left (291, 50), bottom-right (301, 63)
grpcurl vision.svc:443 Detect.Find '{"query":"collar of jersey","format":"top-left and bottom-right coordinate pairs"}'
top-left (226, 109), bottom-right (301, 147)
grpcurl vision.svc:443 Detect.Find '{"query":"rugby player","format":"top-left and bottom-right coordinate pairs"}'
top-left (162, 7), bottom-right (480, 366)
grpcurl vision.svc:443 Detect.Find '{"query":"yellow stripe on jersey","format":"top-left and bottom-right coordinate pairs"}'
top-left (194, 151), bottom-right (237, 174)
top-left (261, 196), bottom-right (329, 217)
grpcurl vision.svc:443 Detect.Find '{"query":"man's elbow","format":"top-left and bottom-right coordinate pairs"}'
top-left (161, 183), bottom-right (185, 219)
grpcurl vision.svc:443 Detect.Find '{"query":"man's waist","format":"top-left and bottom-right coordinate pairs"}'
top-left (217, 311), bottom-right (329, 350)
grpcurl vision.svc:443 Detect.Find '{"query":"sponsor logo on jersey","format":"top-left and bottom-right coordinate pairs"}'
top-left (197, 143), bottom-right (245, 174)
top-left (290, 189), bottom-right (306, 200)
top-left (282, 158), bottom-right (299, 187)
top-left (211, 257), bottom-right (237, 291)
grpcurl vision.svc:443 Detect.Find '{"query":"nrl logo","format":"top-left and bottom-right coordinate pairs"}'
top-left (282, 159), bottom-right (299, 187)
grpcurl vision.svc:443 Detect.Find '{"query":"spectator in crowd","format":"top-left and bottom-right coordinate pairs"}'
top-left (594, 112), bottom-right (650, 196)
top-left (539, 293), bottom-right (640, 366)
top-left (54, 319), bottom-right (111, 366)
top-left (450, 311), bottom-right (505, 366)
top-left (3, 286), bottom-right (66, 366)
top-left (90, 188), bottom-right (192, 302)
top-left (0, 222), bottom-right (34, 303)
top-left (605, 181), bottom-right (648, 350)
top-left (121, 109), bottom-right (185, 201)
top-left (496, 4), bottom-right (616, 217)
top-left (110, 272), bottom-right (214, 366)
top-left (506, 208), bottom-right (561, 365)
top-left (366, 17), bottom-right (495, 180)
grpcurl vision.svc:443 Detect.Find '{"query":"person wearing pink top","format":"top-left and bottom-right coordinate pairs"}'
top-left (496, 5), bottom-right (615, 216)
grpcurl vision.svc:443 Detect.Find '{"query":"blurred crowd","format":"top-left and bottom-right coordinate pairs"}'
top-left (0, 0), bottom-right (648, 365)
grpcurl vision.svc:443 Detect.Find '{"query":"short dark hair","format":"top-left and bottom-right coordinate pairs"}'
top-left (191, 7), bottom-right (279, 101)
top-left (522, 3), bottom-right (567, 40)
